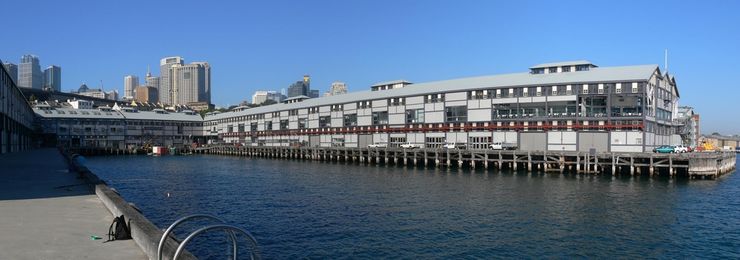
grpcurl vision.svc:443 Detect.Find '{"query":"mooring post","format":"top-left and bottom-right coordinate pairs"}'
top-left (649, 156), bottom-right (654, 176)
top-left (576, 153), bottom-right (581, 173)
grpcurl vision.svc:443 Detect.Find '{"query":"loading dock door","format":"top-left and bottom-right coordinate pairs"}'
top-left (358, 134), bottom-right (373, 148)
top-left (578, 132), bottom-right (609, 152)
top-left (309, 135), bottom-right (320, 147)
top-left (519, 132), bottom-right (546, 151)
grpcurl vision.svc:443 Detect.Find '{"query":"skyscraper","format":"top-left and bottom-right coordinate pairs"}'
top-left (18, 55), bottom-right (42, 89)
top-left (327, 81), bottom-right (348, 96)
top-left (43, 65), bottom-right (62, 91)
top-left (159, 56), bottom-right (184, 105)
top-left (287, 75), bottom-right (311, 97)
top-left (124, 75), bottom-right (139, 100)
top-left (2, 62), bottom-right (17, 84)
top-left (144, 66), bottom-right (159, 89)
top-left (171, 62), bottom-right (211, 105)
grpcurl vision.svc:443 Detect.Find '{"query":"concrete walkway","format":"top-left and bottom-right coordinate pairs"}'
top-left (0, 149), bottom-right (146, 260)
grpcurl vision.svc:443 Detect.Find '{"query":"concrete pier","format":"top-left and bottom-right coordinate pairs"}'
top-left (0, 149), bottom-right (146, 259)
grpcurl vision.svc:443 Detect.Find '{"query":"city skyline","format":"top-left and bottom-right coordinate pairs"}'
top-left (2, 1), bottom-right (740, 133)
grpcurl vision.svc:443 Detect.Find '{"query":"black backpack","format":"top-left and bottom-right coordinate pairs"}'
top-left (107, 215), bottom-right (132, 241)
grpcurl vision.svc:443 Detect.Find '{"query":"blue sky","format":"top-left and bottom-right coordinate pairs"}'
top-left (2, 0), bottom-right (739, 134)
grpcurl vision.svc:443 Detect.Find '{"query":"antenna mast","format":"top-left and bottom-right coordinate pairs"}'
top-left (664, 49), bottom-right (669, 73)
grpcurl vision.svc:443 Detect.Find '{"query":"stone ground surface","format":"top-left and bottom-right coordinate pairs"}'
top-left (0, 148), bottom-right (146, 260)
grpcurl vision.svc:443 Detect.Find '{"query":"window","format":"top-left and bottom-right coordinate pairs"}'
top-left (331, 138), bottom-right (345, 147)
top-left (551, 86), bottom-right (557, 96)
top-left (309, 107), bottom-right (319, 114)
top-left (468, 90), bottom-right (488, 100)
top-left (238, 124), bottom-right (245, 132)
top-left (280, 119), bottom-right (289, 130)
top-left (183, 72), bottom-right (191, 79)
top-left (405, 109), bottom-right (424, 124)
top-left (425, 137), bottom-right (445, 149)
top-left (548, 67), bottom-right (558, 73)
top-left (445, 106), bottom-right (467, 122)
top-left (582, 85), bottom-right (589, 94)
top-left (298, 118), bottom-right (307, 129)
top-left (250, 122), bottom-right (258, 132)
top-left (289, 109), bottom-right (299, 116)
top-left (424, 94), bottom-right (445, 103)
top-left (343, 114), bottom-right (357, 126)
top-left (319, 116), bottom-right (331, 127)
top-left (357, 101), bottom-right (370, 109)
top-left (468, 136), bottom-right (492, 150)
top-left (616, 85), bottom-right (622, 93)
top-left (331, 104), bottom-right (343, 111)
top-left (576, 65), bottom-right (590, 71)
top-left (265, 121), bottom-right (272, 131)
top-left (372, 111), bottom-right (388, 125)
top-left (388, 97), bottom-right (405, 106)
top-left (531, 68), bottom-right (544, 74)
top-left (389, 137), bottom-right (407, 148)
top-left (562, 66), bottom-right (571, 72)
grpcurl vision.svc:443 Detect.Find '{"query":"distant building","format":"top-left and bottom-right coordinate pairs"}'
top-left (158, 57), bottom-right (210, 106)
top-left (124, 75), bottom-right (139, 100)
top-left (309, 89), bottom-right (319, 98)
top-left (186, 101), bottom-right (214, 112)
top-left (105, 90), bottom-right (119, 101)
top-left (702, 134), bottom-right (740, 151)
top-left (171, 62), bottom-right (210, 106)
top-left (68, 99), bottom-right (94, 109)
top-left (159, 56), bottom-right (184, 105)
top-left (324, 81), bottom-right (348, 96)
top-left (676, 106), bottom-right (700, 147)
top-left (287, 75), bottom-right (311, 98)
top-left (252, 90), bottom-right (283, 105)
top-left (134, 86), bottom-right (158, 103)
top-left (18, 54), bottom-right (42, 89)
top-left (145, 66), bottom-right (160, 91)
top-left (2, 62), bottom-right (17, 84)
top-left (43, 65), bottom-right (62, 91)
top-left (74, 83), bottom-right (118, 101)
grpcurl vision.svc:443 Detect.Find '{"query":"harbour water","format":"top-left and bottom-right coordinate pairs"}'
top-left (87, 154), bottom-right (740, 259)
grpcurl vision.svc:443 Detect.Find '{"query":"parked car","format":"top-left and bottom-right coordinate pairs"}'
top-left (367, 142), bottom-right (387, 148)
top-left (443, 143), bottom-right (466, 149)
top-left (490, 142), bottom-right (517, 150)
top-left (400, 142), bottom-right (420, 149)
top-left (673, 145), bottom-right (689, 153)
top-left (653, 145), bottom-right (675, 153)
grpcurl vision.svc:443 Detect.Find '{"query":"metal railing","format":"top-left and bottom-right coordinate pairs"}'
top-left (158, 214), bottom-right (260, 260)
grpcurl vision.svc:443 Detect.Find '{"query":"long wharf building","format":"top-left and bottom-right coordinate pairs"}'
top-left (205, 61), bottom-right (681, 152)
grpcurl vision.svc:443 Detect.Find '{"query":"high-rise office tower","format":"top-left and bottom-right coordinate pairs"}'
top-left (124, 75), bottom-right (139, 100)
top-left (171, 62), bottom-right (210, 105)
top-left (288, 75), bottom-right (311, 97)
top-left (144, 66), bottom-right (159, 88)
top-left (43, 65), bottom-right (62, 91)
top-left (159, 56), bottom-right (184, 105)
top-left (18, 55), bottom-right (42, 89)
top-left (2, 62), bottom-right (18, 84)
top-left (327, 81), bottom-right (348, 96)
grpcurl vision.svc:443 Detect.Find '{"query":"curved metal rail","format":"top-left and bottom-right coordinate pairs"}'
top-left (158, 214), bottom-right (237, 260)
top-left (173, 224), bottom-right (260, 260)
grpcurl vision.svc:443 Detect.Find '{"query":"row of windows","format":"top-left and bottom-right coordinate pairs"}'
top-left (211, 82), bottom-right (649, 125)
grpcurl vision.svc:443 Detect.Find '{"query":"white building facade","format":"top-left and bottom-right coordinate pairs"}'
top-left (205, 61), bottom-right (682, 152)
